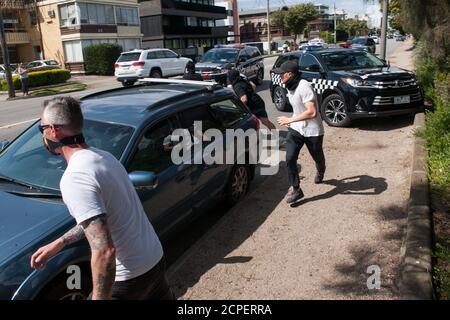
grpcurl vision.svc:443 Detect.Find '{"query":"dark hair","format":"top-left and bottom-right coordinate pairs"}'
top-left (185, 61), bottom-right (195, 73)
top-left (42, 96), bottom-right (84, 133)
top-left (227, 69), bottom-right (240, 85)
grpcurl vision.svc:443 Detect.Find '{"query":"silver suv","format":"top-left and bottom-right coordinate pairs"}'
top-left (114, 48), bottom-right (192, 86)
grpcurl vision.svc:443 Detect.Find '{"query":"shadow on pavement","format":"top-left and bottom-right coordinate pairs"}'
top-left (322, 204), bottom-right (407, 297)
top-left (352, 113), bottom-right (415, 131)
top-left (291, 175), bottom-right (388, 208)
top-left (169, 163), bottom-right (290, 298)
top-left (255, 80), bottom-right (271, 94)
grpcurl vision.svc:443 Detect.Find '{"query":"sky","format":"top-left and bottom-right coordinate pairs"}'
top-left (237, 0), bottom-right (382, 27)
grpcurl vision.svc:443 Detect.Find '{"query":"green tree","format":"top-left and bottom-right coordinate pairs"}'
top-left (285, 4), bottom-right (318, 43)
top-left (270, 9), bottom-right (286, 29)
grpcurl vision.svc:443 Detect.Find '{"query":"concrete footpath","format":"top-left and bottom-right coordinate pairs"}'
top-left (167, 39), bottom-right (420, 300)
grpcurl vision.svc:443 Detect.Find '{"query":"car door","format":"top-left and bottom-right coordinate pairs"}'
top-left (127, 115), bottom-right (194, 238)
top-left (154, 50), bottom-right (171, 77)
top-left (237, 48), bottom-right (251, 77)
top-left (299, 53), bottom-right (325, 95)
top-left (163, 50), bottom-right (182, 76)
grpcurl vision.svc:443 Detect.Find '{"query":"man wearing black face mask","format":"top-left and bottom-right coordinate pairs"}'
top-left (31, 97), bottom-right (172, 300)
top-left (274, 61), bottom-right (326, 204)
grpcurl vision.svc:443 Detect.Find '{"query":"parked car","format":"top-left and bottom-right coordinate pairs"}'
top-left (370, 35), bottom-right (380, 44)
top-left (195, 44), bottom-right (264, 86)
top-left (0, 64), bottom-right (15, 80)
top-left (269, 48), bottom-right (423, 127)
top-left (0, 79), bottom-right (258, 300)
top-left (26, 60), bottom-right (61, 72)
top-left (395, 34), bottom-right (406, 41)
top-left (114, 48), bottom-right (192, 87)
top-left (349, 37), bottom-right (376, 54)
top-left (338, 39), bottom-right (353, 49)
top-left (308, 38), bottom-right (328, 48)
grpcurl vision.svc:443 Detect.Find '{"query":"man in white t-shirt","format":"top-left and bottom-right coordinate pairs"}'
top-left (30, 96), bottom-right (172, 300)
top-left (274, 61), bottom-right (326, 204)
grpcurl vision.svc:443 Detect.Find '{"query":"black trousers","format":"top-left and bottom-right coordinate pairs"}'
top-left (286, 128), bottom-right (326, 189)
top-left (89, 256), bottom-right (174, 300)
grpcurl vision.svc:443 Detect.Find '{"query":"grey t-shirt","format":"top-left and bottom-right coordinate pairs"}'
top-left (60, 148), bottom-right (163, 281)
top-left (286, 79), bottom-right (324, 137)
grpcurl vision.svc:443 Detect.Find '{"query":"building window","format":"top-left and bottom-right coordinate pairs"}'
top-left (186, 17), bottom-right (198, 27)
top-left (63, 40), bottom-right (83, 62)
top-left (29, 10), bottom-right (37, 26)
top-left (117, 38), bottom-right (140, 51)
top-left (59, 3), bottom-right (78, 27)
top-left (116, 6), bottom-right (139, 26)
top-left (79, 3), bottom-right (115, 25)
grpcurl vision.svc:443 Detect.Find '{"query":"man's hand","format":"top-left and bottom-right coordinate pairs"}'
top-left (277, 116), bottom-right (292, 128)
top-left (31, 239), bottom-right (64, 269)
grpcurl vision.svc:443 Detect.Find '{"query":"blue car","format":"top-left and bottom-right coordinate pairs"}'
top-left (0, 81), bottom-right (258, 299)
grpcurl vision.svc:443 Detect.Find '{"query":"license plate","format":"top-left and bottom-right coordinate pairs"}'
top-left (394, 95), bottom-right (410, 104)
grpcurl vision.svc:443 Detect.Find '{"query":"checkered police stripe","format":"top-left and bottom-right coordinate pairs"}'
top-left (271, 74), bottom-right (338, 94)
top-left (310, 78), bottom-right (339, 94)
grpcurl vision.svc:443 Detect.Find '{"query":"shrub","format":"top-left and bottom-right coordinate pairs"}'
top-left (1, 69), bottom-right (71, 91)
top-left (83, 43), bottom-right (122, 75)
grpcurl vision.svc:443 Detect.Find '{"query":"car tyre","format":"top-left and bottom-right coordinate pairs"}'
top-left (35, 269), bottom-right (92, 300)
top-left (321, 94), bottom-right (352, 127)
top-left (273, 86), bottom-right (291, 112)
top-left (122, 80), bottom-right (135, 87)
top-left (150, 69), bottom-right (162, 78)
top-left (255, 68), bottom-right (264, 85)
top-left (225, 165), bottom-right (250, 207)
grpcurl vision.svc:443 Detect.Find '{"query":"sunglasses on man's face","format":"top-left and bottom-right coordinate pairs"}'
top-left (38, 124), bottom-right (63, 133)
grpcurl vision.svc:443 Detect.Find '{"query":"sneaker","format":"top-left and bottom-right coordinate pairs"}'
top-left (314, 171), bottom-right (324, 184)
top-left (286, 187), bottom-right (304, 204)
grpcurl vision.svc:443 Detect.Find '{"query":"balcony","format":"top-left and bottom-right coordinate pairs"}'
top-left (60, 25), bottom-right (118, 35)
top-left (163, 25), bottom-right (211, 35)
top-left (162, 0), bottom-right (227, 16)
top-left (5, 31), bottom-right (30, 44)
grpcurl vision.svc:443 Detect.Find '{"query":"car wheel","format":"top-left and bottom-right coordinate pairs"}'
top-left (122, 80), bottom-right (135, 87)
top-left (150, 70), bottom-right (162, 78)
top-left (273, 86), bottom-right (290, 112)
top-left (35, 269), bottom-right (92, 300)
top-left (321, 94), bottom-right (352, 127)
top-left (225, 165), bottom-right (250, 206)
top-left (255, 68), bottom-right (264, 85)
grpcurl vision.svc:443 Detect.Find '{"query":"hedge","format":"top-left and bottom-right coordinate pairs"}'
top-left (1, 69), bottom-right (71, 91)
top-left (84, 43), bottom-right (122, 75)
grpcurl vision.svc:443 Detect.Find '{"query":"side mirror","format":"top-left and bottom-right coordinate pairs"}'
top-left (0, 140), bottom-right (9, 152)
top-left (129, 171), bottom-right (158, 190)
top-left (238, 57), bottom-right (247, 63)
top-left (195, 56), bottom-right (201, 63)
top-left (306, 64), bottom-right (322, 72)
top-left (176, 54), bottom-right (181, 58)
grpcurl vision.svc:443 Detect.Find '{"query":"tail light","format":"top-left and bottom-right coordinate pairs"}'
top-left (251, 115), bottom-right (260, 130)
top-left (114, 63), bottom-right (119, 68)
top-left (132, 61), bottom-right (145, 67)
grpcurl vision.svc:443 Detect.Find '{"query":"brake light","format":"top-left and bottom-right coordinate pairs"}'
top-left (114, 63), bottom-right (119, 68)
top-left (251, 115), bottom-right (260, 130)
top-left (132, 61), bottom-right (145, 66)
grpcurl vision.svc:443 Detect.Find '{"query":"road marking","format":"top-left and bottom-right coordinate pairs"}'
top-left (0, 118), bottom-right (38, 130)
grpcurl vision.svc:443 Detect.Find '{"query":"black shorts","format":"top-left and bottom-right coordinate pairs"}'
top-left (252, 108), bottom-right (268, 119)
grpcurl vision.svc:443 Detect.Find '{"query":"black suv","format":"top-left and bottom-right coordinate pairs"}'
top-left (269, 48), bottom-right (424, 127)
top-left (195, 45), bottom-right (264, 85)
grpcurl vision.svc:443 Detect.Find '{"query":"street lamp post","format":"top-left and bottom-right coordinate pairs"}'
top-left (380, 0), bottom-right (388, 60)
top-left (266, 0), bottom-right (271, 54)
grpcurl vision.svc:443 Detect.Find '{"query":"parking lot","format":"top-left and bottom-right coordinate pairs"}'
top-left (0, 39), bottom-right (418, 299)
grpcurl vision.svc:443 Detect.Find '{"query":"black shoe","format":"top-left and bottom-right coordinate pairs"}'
top-left (314, 172), bottom-right (324, 184)
top-left (286, 187), bottom-right (304, 204)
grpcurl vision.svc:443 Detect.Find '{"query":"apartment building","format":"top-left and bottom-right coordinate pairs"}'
top-left (139, 0), bottom-right (228, 56)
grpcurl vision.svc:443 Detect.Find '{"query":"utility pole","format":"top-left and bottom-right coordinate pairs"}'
top-left (380, 0), bottom-right (388, 60)
top-left (266, 0), bottom-right (271, 54)
top-left (0, 8), bottom-right (15, 98)
top-left (333, 3), bottom-right (337, 45)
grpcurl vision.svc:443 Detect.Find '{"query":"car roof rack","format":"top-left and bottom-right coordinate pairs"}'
top-left (137, 78), bottom-right (224, 109)
top-left (138, 78), bottom-right (220, 90)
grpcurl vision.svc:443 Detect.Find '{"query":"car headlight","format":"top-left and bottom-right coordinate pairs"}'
top-left (342, 78), bottom-right (369, 87)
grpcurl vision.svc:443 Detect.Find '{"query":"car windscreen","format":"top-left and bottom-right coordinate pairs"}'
top-left (117, 52), bottom-right (141, 62)
top-left (45, 60), bottom-right (59, 65)
top-left (199, 49), bottom-right (239, 63)
top-left (351, 38), bottom-right (367, 44)
top-left (319, 51), bottom-right (385, 71)
top-left (0, 120), bottom-right (134, 191)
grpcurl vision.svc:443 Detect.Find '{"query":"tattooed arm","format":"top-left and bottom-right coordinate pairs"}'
top-left (81, 214), bottom-right (116, 300)
top-left (31, 224), bottom-right (87, 269)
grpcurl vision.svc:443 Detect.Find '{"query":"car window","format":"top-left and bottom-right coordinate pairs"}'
top-left (239, 49), bottom-right (250, 60)
top-left (154, 50), bottom-right (166, 59)
top-left (209, 99), bottom-right (249, 129)
top-left (0, 120), bottom-right (134, 191)
top-left (147, 51), bottom-right (157, 59)
top-left (163, 50), bottom-right (178, 58)
top-left (299, 54), bottom-right (320, 71)
top-left (45, 60), bottom-right (59, 66)
top-left (320, 51), bottom-right (385, 70)
top-left (128, 116), bottom-right (180, 174)
top-left (117, 52), bottom-right (142, 62)
top-left (178, 105), bottom-right (222, 135)
top-left (200, 49), bottom-right (239, 63)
